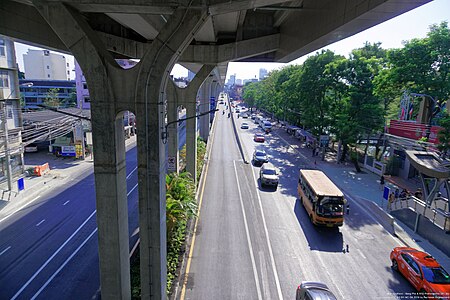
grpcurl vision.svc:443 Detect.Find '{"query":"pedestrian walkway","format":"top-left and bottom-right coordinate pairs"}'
top-left (271, 123), bottom-right (450, 271)
top-left (0, 136), bottom-right (137, 222)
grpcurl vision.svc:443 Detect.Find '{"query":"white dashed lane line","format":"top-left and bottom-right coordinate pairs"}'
top-left (35, 219), bottom-right (46, 227)
top-left (0, 246), bottom-right (11, 256)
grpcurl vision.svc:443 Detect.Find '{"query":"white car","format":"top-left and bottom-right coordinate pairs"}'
top-left (24, 143), bottom-right (38, 153)
top-left (241, 122), bottom-right (249, 129)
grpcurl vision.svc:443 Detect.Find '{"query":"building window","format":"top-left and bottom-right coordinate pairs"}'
top-left (47, 74), bottom-right (50, 78)
top-left (0, 39), bottom-right (5, 57)
top-left (47, 66), bottom-right (50, 69)
top-left (83, 83), bottom-right (88, 90)
top-left (0, 71), bottom-right (9, 88)
top-left (67, 63), bottom-right (69, 67)
top-left (84, 97), bottom-right (90, 103)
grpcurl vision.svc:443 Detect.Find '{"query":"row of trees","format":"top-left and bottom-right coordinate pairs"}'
top-left (243, 22), bottom-right (450, 161)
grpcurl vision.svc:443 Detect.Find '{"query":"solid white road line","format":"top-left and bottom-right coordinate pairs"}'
top-left (62, 201), bottom-right (70, 206)
top-left (0, 246), bottom-right (11, 256)
top-left (250, 165), bottom-right (284, 300)
top-left (233, 161), bottom-right (263, 300)
top-left (126, 167), bottom-right (137, 180)
top-left (31, 228), bottom-right (98, 300)
top-left (11, 164), bottom-right (139, 299)
top-left (0, 196), bottom-right (41, 223)
top-left (35, 219), bottom-right (45, 227)
top-left (11, 210), bottom-right (96, 300)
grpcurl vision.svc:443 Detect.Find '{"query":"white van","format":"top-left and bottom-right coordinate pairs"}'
top-left (263, 121), bottom-right (272, 132)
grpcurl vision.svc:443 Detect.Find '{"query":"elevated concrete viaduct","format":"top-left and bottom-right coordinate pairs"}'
top-left (0, 0), bottom-right (431, 298)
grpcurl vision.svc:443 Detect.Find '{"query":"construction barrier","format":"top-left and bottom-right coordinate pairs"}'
top-left (34, 163), bottom-right (50, 176)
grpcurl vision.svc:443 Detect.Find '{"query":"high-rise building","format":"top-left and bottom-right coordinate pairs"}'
top-left (227, 74), bottom-right (236, 86)
top-left (0, 36), bottom-right (24, 190)
top-left (23, 49), bottom-right (70, 80)
top-left (259, 68), bottom-right (268, 81)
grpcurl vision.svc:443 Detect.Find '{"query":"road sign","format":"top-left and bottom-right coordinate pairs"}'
top-left (168, 156), bottom-right (176, 171)
top-left (383, 186), bottom-right (390, 200)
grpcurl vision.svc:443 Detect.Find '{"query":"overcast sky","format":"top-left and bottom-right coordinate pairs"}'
top-left (15, 0), bottom-right (450, 82)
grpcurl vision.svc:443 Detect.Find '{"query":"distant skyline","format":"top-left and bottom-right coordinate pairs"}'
top-left (14, 0), bottom-right (450, 82)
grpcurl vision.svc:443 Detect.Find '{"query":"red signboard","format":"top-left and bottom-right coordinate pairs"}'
top-left (387, 120), bottom-right (443, 144)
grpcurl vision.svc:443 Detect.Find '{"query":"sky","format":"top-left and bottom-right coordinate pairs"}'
top-left (14, 0), bottom-right (450, 82)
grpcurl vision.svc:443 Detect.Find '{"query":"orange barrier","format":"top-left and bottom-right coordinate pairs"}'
top-left (34, 163), bottom-right (50, 176)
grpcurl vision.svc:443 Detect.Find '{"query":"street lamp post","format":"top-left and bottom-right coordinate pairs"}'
top-left (410, 93), bottom-right (437, 140)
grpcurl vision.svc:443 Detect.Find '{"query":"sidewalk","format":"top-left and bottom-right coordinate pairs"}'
top-left (0, 136), bottom-right (137, 222)
top-left (271, 123), bottom-right (450, 271)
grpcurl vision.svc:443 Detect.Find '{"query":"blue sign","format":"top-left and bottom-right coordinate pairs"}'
top-left (18, 177), bottom-right (25, 191)
top-left (210, 96), bottom-right (216, 119)
top-left (383, 186), bottom-right (390, 200)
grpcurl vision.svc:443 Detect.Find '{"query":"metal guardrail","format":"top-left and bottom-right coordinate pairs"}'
top-left (389, 196), bottom-right (450, 232)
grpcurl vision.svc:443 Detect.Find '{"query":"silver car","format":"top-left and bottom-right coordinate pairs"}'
top-left (259, 163), bottom-right (279, 188)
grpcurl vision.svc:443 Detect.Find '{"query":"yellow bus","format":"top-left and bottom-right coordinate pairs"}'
top-left (298, 169), bottom-right (345, 227)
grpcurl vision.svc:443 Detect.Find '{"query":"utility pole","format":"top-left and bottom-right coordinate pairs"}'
top-left (1, 101), bottom-right (13, 191)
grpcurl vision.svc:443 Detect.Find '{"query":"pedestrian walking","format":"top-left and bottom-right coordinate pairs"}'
top-left (394, 188), bottom-right (399, 201)
top-left (388, 192), bottom-right (395, 210)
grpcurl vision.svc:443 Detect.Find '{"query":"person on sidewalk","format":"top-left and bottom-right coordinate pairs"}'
top-left (379, 175), bottom-right (385, 190)
top-left (388, 192), bottom-right (395, 210)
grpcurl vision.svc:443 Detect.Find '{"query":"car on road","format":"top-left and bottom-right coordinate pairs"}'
top-left (252, 149), bottom-right (268, 165)
top-left (259, 163), bottom-right (279, 188)
top-left (235, 108), bottom-right (240, 113)
top-left (296, 282), bottom-right (337, 300)
top-left (240, 112), bottom-right (249, 118)
top-left (390, 247), bottom-right (450, 299)
top-left (24, 143), bottom-right (38, 153)
top-left (251, 113), bottom-right (257, 120)
top-left (254, 133), bottom-right (265, 143)
top-left (241, 122), bottom-right (249, 129)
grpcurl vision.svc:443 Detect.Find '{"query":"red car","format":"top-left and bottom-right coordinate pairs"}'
top-left (390, 247), bottom-right (450, 299)
top-left (254, 133), bottom-right (265, 143)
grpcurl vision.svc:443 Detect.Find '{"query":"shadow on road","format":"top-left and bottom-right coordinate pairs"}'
top-left (294, 199), bottom-right (344, 252)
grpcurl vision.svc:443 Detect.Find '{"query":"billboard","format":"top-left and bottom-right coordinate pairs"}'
top-left (387, 120), bottom-right (442, 144)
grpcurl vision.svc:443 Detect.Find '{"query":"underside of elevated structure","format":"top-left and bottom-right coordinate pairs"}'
top-left (0, 0), bottom-right (433, 299)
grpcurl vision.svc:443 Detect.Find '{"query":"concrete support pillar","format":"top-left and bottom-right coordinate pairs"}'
top-left (34, 1), bottom-right (209, 299)
top-left (166, 81), bottom-right (180, 173)
top-left (184, 65), bottom-right (215, 182)
top-left (165, 65), bottom-right (214, 182)
top-left (199, 77), bottom-right (213, 141)
top-left (33, 2), bottom-right (132, 298)
top-left (134, 10), bottom-right (208, 298)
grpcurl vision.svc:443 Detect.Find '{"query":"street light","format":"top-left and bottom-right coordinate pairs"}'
top-left (410, 93), bottom-right (437, 140)
top-left (1, 82), bottom-right (33, 190)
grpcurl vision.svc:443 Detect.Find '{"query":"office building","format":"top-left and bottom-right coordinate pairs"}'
top-left (23, 49), bottom-right (70, 80)
top-left (0, 36), bottom-right (24, 190)
top-left (20, 79), bottom-right (76, 110)
top-left (259, 68), bottom-right (268, 81)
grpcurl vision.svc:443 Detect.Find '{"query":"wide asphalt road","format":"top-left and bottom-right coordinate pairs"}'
top-left (182, 101), bottom-right (415, 299)
top-left (0, 146), bottom-right (139, 299)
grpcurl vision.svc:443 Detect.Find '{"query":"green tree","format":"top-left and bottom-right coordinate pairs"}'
top-left (385, 22), bottom-right (450, 103)
top-left (328, 43), bottom-right (385, 169)
top-left (44, 88), bottom-right (61, 108)
top-left (437, 112), bottom-right (450, 158)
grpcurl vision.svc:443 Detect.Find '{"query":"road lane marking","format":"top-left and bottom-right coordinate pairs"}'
top-left (0, 246), bottom-right (11, 256)
top-left (180, 105), bottom-right (219, 299)
top-left (250, 165), bottom-right (284, 300)
top-left (62, 200), bottom-right (70, 206)
top-left (0, 196), bottom-right (41, 223)
top-left (11, 210), bottom-right (97, 300)
top-left (233, 161), bottom-right (263, 300)
top-left (357, 248), bottom-right (367, 259)
top-left (126, 166), bottom-right (137, 179)
top-left (128, 183), bottom-right (138, 196)
top-left (35, 219), bottom-right (46, 227)
top-left (31, 228), bottom-right (98, 300)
